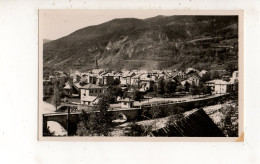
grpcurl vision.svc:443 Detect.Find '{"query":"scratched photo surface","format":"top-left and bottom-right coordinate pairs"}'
top-left (38, 10), bottom-right (243, 141)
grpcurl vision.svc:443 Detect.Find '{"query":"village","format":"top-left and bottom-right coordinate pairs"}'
top-left (43, 63), bottom-right (239, 112)
top-left (42, 64), bottom-right (239, 137)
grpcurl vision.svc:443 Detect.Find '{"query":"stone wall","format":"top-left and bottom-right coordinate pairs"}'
top-left (141, 94), bottom-right (229, 119)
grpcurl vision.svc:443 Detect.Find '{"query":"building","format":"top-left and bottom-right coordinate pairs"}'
top-left (81, 96), bottom-right (99, 106)
top-left (230, 71), bottom-right (239, 84)
top-left (102, 73), bottom-right (115, 86)
top-left (80, 84), bottom-right (103, 105)
top-left (72, 74), bottom-right (81, 83)
top-left (185, 68), bottom-right (199, 75)
top-left (80, 73), bottom-right (88, 83)
top-left (178, 71), bottom-right (186, 80)
top-left (63, 83), bottom-right (73, 96)
top-left (181, 74), bottom-right (201, 86)
top-left (114, 72), bottom-right (122, 80)
top-left (120, 71), bottom-right (129, 85)
top-left (120, 98), bottom-right (134, 108)
top-left (126, 72), bottom-right (136, 85)
top-left (139, 80), bottom-right (154, 92)
top-left (89, 74), bottom-right (97, 84)
top-left (131, 74), bottom-right (141, 86)
top-left (206, 79), bottom-right (232, 94)
top-left (96, 75), bottom-right (103, 86)
top-left (91, 68), bottom-right (105, 75)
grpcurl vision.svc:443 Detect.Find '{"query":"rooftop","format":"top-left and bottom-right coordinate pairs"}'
top-left (206, 79), bottom-right (231, 85)
top-left (80, 84), bottom-right (103, 89)
top-left (120, 98), bottom-right (134, 102)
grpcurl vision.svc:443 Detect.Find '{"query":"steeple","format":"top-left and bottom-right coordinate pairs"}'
top-left (95, 59), bottom-right (98, 69)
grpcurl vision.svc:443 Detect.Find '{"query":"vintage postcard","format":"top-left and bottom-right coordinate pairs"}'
top-left (38, 10), bottom-right (243, 141)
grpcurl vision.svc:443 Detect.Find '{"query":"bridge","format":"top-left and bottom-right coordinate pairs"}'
top-left (42, 108), bottom-right (142, 135)
top-left (43, 112), bottom-right (81, 132)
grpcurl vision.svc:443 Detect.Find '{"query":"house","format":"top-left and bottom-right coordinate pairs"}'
top-left (63, 83), bottom-right (73, 96)
top-left (72, 82), bottom-right (81, 92)
top-left (91, 68), bottom-right (105, 75)
top-left (180, 69), bottom-right (201, 86)
top-left (62, 82), bottom-right (80, 97)
top-left (131, 74), bottom-right (141, 86)
top-left (163, 71), bottom-right (172, 80)
top-left (80, 84), bottom-right (103, 105)
top-left (230, 71), bottom-right (239, 84)
top-left (178, 71), bottom-right (186, 80)
top-left (181, 74), bottom-right (201, 86)
top-left (185, 68), bottom-right (199, 74)
top-left (139, 80), bottom-right (154, 92)
top-left (73, 74), bottom-right (81, 83)
top-left (150, 74), bottom-right (159, 82)
top-left (96, 75), bottom-right (103, 86)
top-left (221, 71), bottom-right (231, 81)
top-left (139, 75), bottom-right (154, 92)
top-left (80, 73), bottom-right (88, 83)
top-left (206, 79), bottom-right (232, 94)
top-left (81, 96), bottom-right (99, 106)
top-left (126, 72), bottom-right (136, 85)
top-left (114, 72), bottom-right (122, 80)
top-left (171, 72), bottom-right (179, 79)
top-left (185, 69), bottom-right (200, 78)
top-left (89, 74), bottom-right (98, 84)
top-left (120, 71), bottom-right (129, 85)
top-left (120, 98), bottom-right (134, 108)
top-left (102, 73), bottom-right (115, 86)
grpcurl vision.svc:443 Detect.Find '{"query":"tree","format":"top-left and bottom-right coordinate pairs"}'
top-left (201, 85), bottom-right (209, 95)
top-left (113, 78), bottom-right (121, 86)
top-left (96, 93), bottom-right (111, 121)
top-left (132, 90), bottom-right (143, 102)
top-left (190, 83), bottom-right (199, 96)
top-left (201, 72), bottom-right (211, 82)
top-left (166, 107), bottom-right (185, 127)
top-left (205, 86), bottom-right (212, 95)
top-left (125, 122), bottom-right (153, 136)
top-left (220, 104), bottom-right (238, 137)
top-left (76, 92), bottom-right (113, 136)
top-left (184, 81), bottom-right (190, 92)
top-left (210, 71), bottom-right (220, 80)
top-left (58, 76), bottom-right (66, 91)
top-left (176, 85), bottom-right (184, 92)
top-left (152, 83), bottom-right (158, 93)
top-left (234, 80), bottom-right (239, 92)
top-left (226, 63), bottom-right (237, 73)
top-left (174, 107), bottom-right (185, 122)
top-left (79, 81), bottom-right (87, 86)
top-left (106, 85), bottom-right (123, 103)
top-left (51, 84), bottom-right (61, 110)
top-left (164, 80), bottom-right (176, 94)
top-left (157, 77), bottom-right (165, 95)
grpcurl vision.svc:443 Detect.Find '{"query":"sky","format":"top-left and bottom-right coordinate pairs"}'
top-left (39, 10), bottom-right (176, 40)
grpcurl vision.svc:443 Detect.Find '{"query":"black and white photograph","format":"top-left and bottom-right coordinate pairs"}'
top-left (5, 0), bottom-right (260, 163)
top-left (39, 10), bottom-right (243, 140)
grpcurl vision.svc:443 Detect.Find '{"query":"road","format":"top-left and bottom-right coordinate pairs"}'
top-left (110, 93), bottom-right (226, 109)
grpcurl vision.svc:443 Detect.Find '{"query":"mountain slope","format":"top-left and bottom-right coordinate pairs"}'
top-left (43, 16), bottom-right (238, 72)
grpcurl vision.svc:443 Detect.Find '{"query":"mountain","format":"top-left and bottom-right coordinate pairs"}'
top-left (43, 39), bottom-right (52, 44)
top-left (43, 15), bottom-right (238, 72)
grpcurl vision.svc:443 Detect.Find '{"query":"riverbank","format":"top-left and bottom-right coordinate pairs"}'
top-left (110, 100), bottom-right (238, 137)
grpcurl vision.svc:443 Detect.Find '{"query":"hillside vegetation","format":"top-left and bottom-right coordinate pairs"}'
top-left (43, 16), bottom-right (238, 72)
